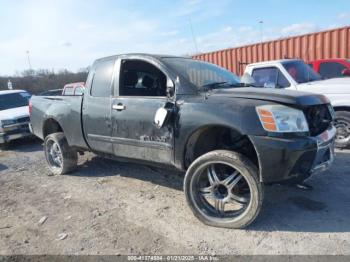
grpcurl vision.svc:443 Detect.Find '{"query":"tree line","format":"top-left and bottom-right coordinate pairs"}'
top-left (0, 68), bottom-right (89, 94)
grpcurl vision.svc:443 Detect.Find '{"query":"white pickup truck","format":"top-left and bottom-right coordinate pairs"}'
top-left (244, 59), bottom-right (350, 148)
top-left (0, 90), bottom-right (32, 148)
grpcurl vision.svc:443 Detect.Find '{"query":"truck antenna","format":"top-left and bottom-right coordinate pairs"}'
top-left (189, 18), bottom-right (199, 54)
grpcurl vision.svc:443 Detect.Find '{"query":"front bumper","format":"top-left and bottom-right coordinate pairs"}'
top-left (250, 126), bottom-right (336, 184)
top-left (0, 122), bottom-right (33, 144)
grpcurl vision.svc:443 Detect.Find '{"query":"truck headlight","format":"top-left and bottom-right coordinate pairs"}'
top-left (256, 105), bottom-right (309, 133)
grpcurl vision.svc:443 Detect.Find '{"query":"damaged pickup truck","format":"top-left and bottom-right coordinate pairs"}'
top-left (30, 54), bottom-right (336, 228)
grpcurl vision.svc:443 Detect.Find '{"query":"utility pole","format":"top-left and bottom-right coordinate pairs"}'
top-left (259, 21), bottom-right (264, 43)
top-left (26, 50), bottom-right (32, 71)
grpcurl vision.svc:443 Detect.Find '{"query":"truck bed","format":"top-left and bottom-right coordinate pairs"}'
top-left (30, 95), bottom-right (88, 149)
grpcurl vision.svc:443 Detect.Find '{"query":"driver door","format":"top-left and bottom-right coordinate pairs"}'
top-left (110, 58), bottom-right (174, 164)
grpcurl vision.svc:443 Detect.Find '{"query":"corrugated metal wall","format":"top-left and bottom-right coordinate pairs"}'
top-left (192, 26), bottom-right (350, 75)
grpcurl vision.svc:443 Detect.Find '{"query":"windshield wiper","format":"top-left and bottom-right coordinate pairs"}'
top-left (229, 83), bottom-right (246, 87)
top-left (200, 82), bottom-right (228, 89)
top-left (200, 82), bottom-right (246, 91)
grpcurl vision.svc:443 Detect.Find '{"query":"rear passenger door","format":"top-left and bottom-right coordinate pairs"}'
top-left (83, 58), bottom-right (116, 154)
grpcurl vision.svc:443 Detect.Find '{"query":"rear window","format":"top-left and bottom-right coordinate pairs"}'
top-left (63, 86), bottom-right (74, 95)
top-left (0, 92), bottom-right (31, 111)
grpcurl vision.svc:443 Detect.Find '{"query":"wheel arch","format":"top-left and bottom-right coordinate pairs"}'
top-left (183, 124), bottom-right (260, 178)
top-left (42, 118), bottom-right (64, 139)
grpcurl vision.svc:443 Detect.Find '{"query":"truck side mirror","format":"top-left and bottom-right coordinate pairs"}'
top-left (341, 68), bottom-right (350, 76)
top-left (154, 107), bottom-right (171, 129)
top-left (264, 81), bottom-right (277, 89)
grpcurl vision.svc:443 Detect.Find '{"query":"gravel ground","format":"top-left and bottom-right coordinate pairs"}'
top-left (0, 138), bottom-right (350, 255)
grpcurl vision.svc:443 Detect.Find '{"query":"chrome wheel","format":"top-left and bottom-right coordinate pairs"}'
top-left (44, 133), bottom-right (78, 175)
top-left (335, 118), bottom-right (350, 146)
top-left (185, 150), bottom-right (263, 228)
top-left (192, 162), bottom-right (251, 219)
top-left (46, 140), bottom-right (63, 168)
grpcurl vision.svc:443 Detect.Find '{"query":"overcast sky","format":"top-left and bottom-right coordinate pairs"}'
top-left (0, 0), bottom-right (349, 75)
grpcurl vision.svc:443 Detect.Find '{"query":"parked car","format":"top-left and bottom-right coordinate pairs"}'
top-left (0, 90), bottom-right (32, 147)
top-left (39, 89), bottom-right (63, 96)
top-left (244, 59), bottom-right (350, 148)
top-left (62, 82), bottom-right (85, 96)
top-left (308, 59), bottom-right (350, 79)
top-left (30, 54), bottom-right (335, 228)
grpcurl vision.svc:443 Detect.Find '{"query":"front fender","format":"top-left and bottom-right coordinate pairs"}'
top-left (173, 97), bottom-right (267, 169)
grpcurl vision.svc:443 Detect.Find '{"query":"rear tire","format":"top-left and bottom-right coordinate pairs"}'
top-left (334, 111), bottom-right (350, 149)
top-left (44, 132), bottom-right (77, 175)
top-left (184, 150), bottom-right (263, 229)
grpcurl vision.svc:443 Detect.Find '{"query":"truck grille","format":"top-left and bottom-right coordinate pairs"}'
top-left (16, 117), bottom-right (30, 123)
top-left (304, 104), bottom-right (333, 137)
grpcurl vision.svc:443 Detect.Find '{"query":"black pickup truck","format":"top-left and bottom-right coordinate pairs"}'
top-left (30, 54), bottom-right (336, 228)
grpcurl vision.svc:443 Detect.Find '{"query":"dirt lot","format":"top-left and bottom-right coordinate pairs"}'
top-left (0, 138), bottom-right (350, 255)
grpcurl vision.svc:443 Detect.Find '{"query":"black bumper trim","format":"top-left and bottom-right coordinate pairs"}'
top-left (250, 126), bottom-right (336, 184)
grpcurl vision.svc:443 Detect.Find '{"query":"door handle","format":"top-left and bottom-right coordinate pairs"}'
top-left (112, 104), bottom-right (126, 111)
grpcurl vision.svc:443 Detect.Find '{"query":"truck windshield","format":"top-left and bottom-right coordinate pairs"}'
top-left (0, 92), bottom-right (31, 111)
top-left (162, 58), bottom-right (241, 89)
top-left (282, 60), bottom-right (322, 83)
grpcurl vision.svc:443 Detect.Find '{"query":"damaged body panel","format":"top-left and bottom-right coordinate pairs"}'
top-left (30, 54), bottom-right (335, 184)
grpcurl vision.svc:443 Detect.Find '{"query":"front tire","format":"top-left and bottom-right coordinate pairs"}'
top-left (334, 111), bottom-right (350, 149)
top-left (44, 132), bottom-right (77, 175)
top-left (184, 150), bottom-right (263, 229)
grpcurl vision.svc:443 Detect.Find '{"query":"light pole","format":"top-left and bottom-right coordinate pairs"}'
top-left (26, 50), bottom-right (32, 71)
top-left (259, 21), bottom-right (264, 43)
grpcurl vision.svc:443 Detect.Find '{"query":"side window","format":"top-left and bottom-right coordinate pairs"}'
top-left (252, 67), bottom-right (290, 88)
top-left (252, 67), bottom-right (278, 87)
top-left (319, 62), bottom-right (347, 79)
top-left (63, 86), bottom-right (74, 95)
top-left (119, 60), bottom-right (167, 97)
top-left (91, 59), bottom-right (115, 97)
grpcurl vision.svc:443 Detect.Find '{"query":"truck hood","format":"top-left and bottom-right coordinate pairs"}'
top-left (211, 87), bottom-right (330, 106)
top-left (0, 106), bottom-right (29, 121)
top-left (297, 77), bottom-right (350, 94)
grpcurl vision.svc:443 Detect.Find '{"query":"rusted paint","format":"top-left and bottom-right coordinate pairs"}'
top-left (192, 26), bottom-right (350, 75)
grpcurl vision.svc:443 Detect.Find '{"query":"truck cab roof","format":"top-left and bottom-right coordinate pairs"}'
top-left (246, 59), bottom-right (301, 68)
top-left (94, 53), bottom-right (187, 63)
